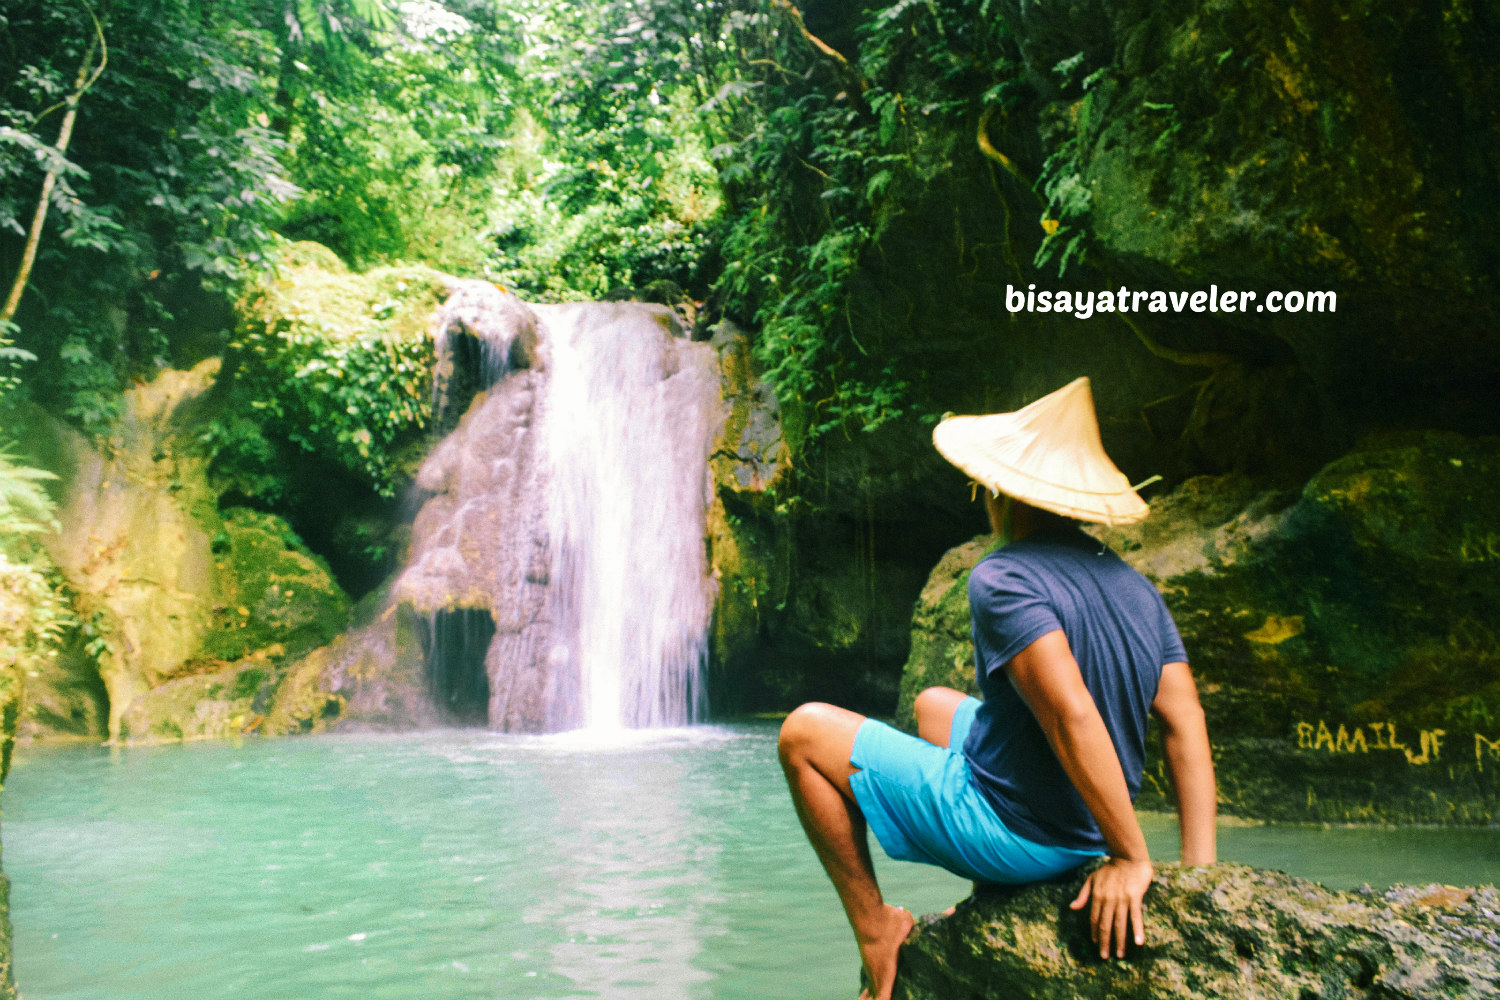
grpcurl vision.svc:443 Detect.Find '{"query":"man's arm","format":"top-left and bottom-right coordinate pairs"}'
top-left (1005, 629), bottom-right (1152, 959)
top-left (1151, 661), bottom-right (1217, 866)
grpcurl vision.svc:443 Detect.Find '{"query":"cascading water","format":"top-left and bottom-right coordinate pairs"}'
top-left (396, 285), bottom-right (722, 733)
top-left (537, 303), bottom-right (720, 730)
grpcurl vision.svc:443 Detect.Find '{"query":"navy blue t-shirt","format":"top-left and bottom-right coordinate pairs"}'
top-left (961, 527), bottom-right (1187, 851)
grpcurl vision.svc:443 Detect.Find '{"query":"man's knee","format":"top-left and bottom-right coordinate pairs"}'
top-left (914, 686), bottom-right (964, 719)
top-left (915, 686), bottom-right (967, 746)
top-left (778, 702), bottom-right (838, 763)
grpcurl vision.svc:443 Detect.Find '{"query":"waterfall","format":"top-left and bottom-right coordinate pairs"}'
top-left (398, 286), bottom-right (722, 732)
top-left (537, 303), bottom-right (720, 730)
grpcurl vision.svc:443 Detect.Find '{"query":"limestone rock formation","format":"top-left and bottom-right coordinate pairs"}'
top-left (38, 361), bottom-right (225, 739)
top-left (896, 433), bottom-right (1500, 823)
top-left (398, 285), bottom-right (561, 729)
top-left (117, 652), bottom-right (278, 743)
top-left (703, 315), bottom-right (961, 715)
top-left (27, 362), bottom-right (351, 744)
top-left (891, 864), bottom-right (1500, 1000)
top-left (276, 286), bottom-right (724, 734)
top-left (704, 320), bottom-right (790, 707)
top-left (259, 595), bottom-right (435, 736)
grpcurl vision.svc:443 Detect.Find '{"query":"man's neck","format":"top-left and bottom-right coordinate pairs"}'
top-left (987, 495), bottom-right (1076, 543)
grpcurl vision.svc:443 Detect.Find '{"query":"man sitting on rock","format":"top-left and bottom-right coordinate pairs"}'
top-left (778, 377), bottom-right (1218, 1000)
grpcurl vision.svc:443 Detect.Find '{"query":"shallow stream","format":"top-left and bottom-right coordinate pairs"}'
top-left (9, 725), bottom-right (1498, 999)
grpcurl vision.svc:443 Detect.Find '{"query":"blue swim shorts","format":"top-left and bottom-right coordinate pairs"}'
top-left (849, 697), bottom-right (1103, 884)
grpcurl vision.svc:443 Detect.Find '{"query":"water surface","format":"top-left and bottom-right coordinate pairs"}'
top-left (8, 725), bottom-right (1497, 999)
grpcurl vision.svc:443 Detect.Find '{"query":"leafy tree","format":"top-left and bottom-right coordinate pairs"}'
top-left (1, 0), bottom-right (293, 426)
top-left (711, 0), bottom-right (1027, 446)
top-left (277, 0), bottom-right (522, 273)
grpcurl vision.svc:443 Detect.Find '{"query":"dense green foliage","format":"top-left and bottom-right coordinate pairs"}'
top-left (209, 242), bottom-right (445, 499)
top-left (5, 0), bottom-right (1036, 461)
top-left (478, 0), bottom-right (724, 299)
top-left (712, 0), bottom-right (1027, 443)
top-left (0, 443), bottom-right (73, 681)
top-left (2, 0), bottom-right (293, 427)
top-left (0, 0), bottom-right (736, 530)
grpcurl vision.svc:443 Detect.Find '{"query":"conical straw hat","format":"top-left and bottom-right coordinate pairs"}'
top-left (932, 377), bottom-right (1149, 525)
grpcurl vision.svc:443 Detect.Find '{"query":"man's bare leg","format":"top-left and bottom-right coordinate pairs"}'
top-left (778, 703), bottom-right (915, 1000)
top-left (914, 687), bottom-right (969, 748)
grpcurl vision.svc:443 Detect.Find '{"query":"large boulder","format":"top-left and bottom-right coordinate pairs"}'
top-left (260, 593), bottom-right (435, 736)
top-left (117, 652), bottom-right (278, 743)
top-left (892, 863), bottom-right (1500, 1000)
top-left (896, 433), bottom-right (1500, 823)
top-left (894, 534), bottom-right (992, 728)
top-left (200, 507), bottom-right (350, 664)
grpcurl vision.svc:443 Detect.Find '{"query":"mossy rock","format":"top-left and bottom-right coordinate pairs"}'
top-left (894, 535), bottom-right (992, 731)
top-left (263, 589), bottom-right (435, 735)
top-left (201, 507), bottom-right (351, 663)
top-left (893, 864), bottom-right (1500, 1000)
top-left (245, 240), bottom-right (449, 347)
top-left (39, 363), bottom-right (225, 739)
top-left (260, 641), bottom-right (347, 737)
top-left (223, 240), bottom-right (452, 496)
top-left (116, 655), bottom-right (276, 744)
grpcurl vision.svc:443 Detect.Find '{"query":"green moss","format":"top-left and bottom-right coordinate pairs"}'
top-left (211, 240), bottom-right (449, 497)
top-left (230, 668), bottom-right (265, 701)
top-left (200, 507), bottom-right (351, 663)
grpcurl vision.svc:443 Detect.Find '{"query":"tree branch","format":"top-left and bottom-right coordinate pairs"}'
top-left (3, 1), bottom-right (109, 326)
top-left (770, 0), bottom-right (868, 94)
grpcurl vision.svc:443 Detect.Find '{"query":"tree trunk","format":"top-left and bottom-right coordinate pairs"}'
top-left (1, 31), bottom-right (104, 327)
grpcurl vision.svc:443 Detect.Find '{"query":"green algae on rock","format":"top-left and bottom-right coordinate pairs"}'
top-left (116, 653), bottom-right (278, 743)
top-left (202, 507), bottom-right (351, 664)
top-left (112, 507), bottom-right (352, 744)
top-left (891, 864), bottom-right (1500, 1000)
top-left (27, 361), bottom-right (353, 745)
top-left (38, 361), bottom-right (227, 741)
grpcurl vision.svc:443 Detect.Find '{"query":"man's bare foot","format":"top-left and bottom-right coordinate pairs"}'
top-left (856, 904), bottom-right (916, 1000)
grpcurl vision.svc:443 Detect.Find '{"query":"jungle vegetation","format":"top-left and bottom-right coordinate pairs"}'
top-left (2, 0), bottom-right (1033, 483)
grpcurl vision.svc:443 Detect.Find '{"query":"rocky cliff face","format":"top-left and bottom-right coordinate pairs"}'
top-left (23, 361), bottom-right (351, 745)
top-left (897, 433), bottom-right (1500, 824)
top-left (706, 0), bottom-right (1499, 718)
top-left (891, 864), bottom-right (1499, 1000)
top-left (988, 0), bottom-right (1498, 462)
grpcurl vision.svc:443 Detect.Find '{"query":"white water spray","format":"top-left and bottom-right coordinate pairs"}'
top-left (538, 303), bottom-right (721, 730)
top-left (398, 289), bottom-right (722, 733)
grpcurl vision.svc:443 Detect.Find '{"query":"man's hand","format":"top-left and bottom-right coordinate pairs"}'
top-left (1069, 857), bottom-right (1154, 958)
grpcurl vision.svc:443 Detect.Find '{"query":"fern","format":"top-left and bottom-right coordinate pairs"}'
top-left (0, 441), bottom-right (59, 536)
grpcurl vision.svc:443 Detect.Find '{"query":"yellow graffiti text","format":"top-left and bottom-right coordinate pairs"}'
top-left (1477, 733), bottom-right (1500, 771)
top-left (1296, 720), bottom-right (1447, 764)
